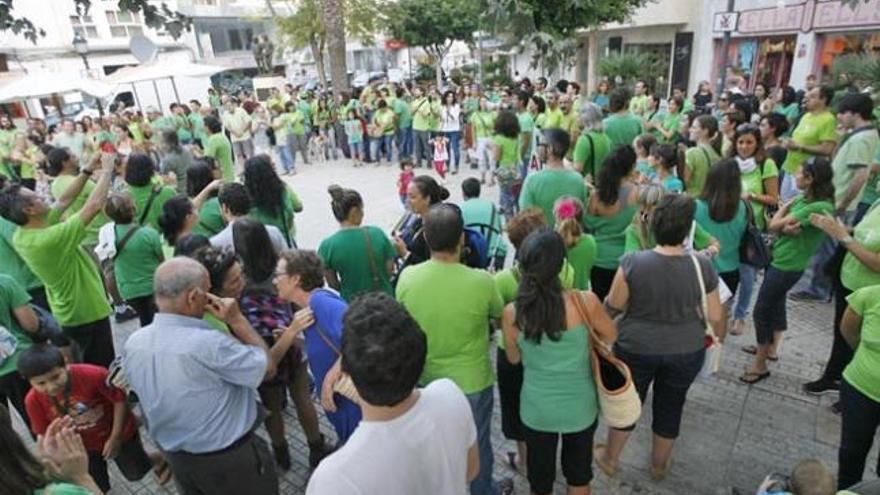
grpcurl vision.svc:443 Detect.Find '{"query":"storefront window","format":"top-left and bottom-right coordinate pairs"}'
top-left (714, 37), bottom-right (795, 91)
top-left (816, 32), bottom-right (880, 78)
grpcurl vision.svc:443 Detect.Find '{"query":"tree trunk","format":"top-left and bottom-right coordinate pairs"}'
top-left (310, 34), bottom-right (328, 90)
top-left (320, 0), bottom-right (348, 97)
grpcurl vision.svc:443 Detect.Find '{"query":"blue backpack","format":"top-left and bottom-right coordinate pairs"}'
top-left (462, 227), bottom-right (490, 269)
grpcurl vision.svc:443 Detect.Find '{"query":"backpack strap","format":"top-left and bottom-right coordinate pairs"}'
top-left (586, 132), bottom-right (596, 179)
top-left (113, 225), bottom-right (141, 260)
top-left (138, 186), bottom-right (162, 226)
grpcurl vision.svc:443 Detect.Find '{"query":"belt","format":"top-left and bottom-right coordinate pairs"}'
top-left (174, 430), bottom-right (253, 457)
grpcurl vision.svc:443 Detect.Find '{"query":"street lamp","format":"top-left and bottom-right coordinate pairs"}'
top-left (72, 32), bottom-right (104, 116)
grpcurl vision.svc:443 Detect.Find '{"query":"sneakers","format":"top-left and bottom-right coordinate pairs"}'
top-left (789, 290), bottom-right (830, 303)
top-left (802, 378), bottom-right (840, 396)
top-left (114, 305), bottom-right (138, 323)
top-left (308, 434), bottom-right (336, 469)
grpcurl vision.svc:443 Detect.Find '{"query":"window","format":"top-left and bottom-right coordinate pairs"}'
top-left (200, 20), bottom-right (266, 55)
top-left (105, 10), bottom-right (143, 38)
top-left (70, 14), bottom-right (98, 39)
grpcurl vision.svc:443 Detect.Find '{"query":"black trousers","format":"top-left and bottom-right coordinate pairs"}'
top-left (87, 433), bottom-right (153, 493)
top-left (590, 266), bottom-right (617, 302)
top-left (719, 269), bottom-right (741, 299)
top-left (0, 371), bottom-right (31, 431)
top-left (523, 421), bottom-right (597, 494)
top-left (63, 317), bottom-right (115, 368)
top-left (838, 379), bottom-right (880, 490)
top-left (166, 433), bottom-right (279, 495)
top-left (822, 279), bottom-right (854, 382)
top-left (127, 295), bottom-right (157, 327)
top-left (27, 286), bottom-right (49, 311)
top-left (496, 347), bottom-right (524, 441)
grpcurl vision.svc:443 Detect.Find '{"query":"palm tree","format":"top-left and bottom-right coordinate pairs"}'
top-left (321, 0), bottom-right (349, 96)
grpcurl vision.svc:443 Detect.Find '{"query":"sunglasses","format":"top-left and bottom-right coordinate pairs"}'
top-left (736, 123), bottom-right (759, 132)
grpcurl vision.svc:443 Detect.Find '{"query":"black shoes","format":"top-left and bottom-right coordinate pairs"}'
top-left (802, 378), bottom-right (840, 396)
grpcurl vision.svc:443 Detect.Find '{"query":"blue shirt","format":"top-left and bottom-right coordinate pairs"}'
top-left (122, 313), bottom-right (267, 453)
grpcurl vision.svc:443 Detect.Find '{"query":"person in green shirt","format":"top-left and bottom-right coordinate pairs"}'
top-left (318, 185), bottom-right (395, 301)
top-left (642, 94), bottom-right (666, 142)
top-left (554, 196), bottom-right (597, 291)
top-left (393, 86), bottom-right (413, 159)
top-left (573, 102), bottom-right (612, 182)
top-left (655, 96), bottom-right (683, 143)
top-left (515, 91), bottom-right (535, 178)
top-left (830, 93), bottom-right (879, 217)
top-left (370, 100), bottom-right (397, 165)
top-left (780, 86), bottom-right (837, 201)
top-left (45, 148), bottom-right (110, 248)
top-left (837, 284), bottom-right (880, 489)
top-left (742, 157), bottom-right (835, 384)
top-left (188, 100), bottom-right (208, 146)
top-left (684, 115), bottom-right (723, 196)
top-left (520, 129), bottom-right (588, 227)
top-left (207, 87), bottom-right (222, 108)
top-left (774, 85), bottom-right (801, 131)
top-left (202, 115), bottom-right (235, 181)
top-left (243, 154), bottom-right (303, 248)
top-left (411, 87), bottom-right (441, 167)
top-left (0, 273), bottom-right (39, 425)
top-left (628, 79), bottom-right (650, 116)
top-left (104, 193), bottom-right (164, 326)
top-left (170, 103), bottom-right (193, 144)
top-left (4, 152), bottom-right (116, 367)
top-left (695, 159), bottom-right (748, 293)
top-left (395, 203), bottom-right (509, 494)
top-left (492, 111), bottom-right (522, 221)
top-left (543, 91), bottom-right (564, 130)
top-left (461, 178), bottom-right (508, 271)
top-left (470, 98), bottom-right (497, 185)
top-left (856, 145), bottom-right (880, 220)
top-left (603, 88), bottom-right (644, 147)
top-left (123, 154), bottom-right (176, 232)
top-left (286, 101), bottom-right (310, 167)
top-left (500, 228), bottom-right (615, 495)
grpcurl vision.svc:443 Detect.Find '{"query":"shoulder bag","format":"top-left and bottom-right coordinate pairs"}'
top-left (313, 322), bottom-right (363, 406)
top-left (361, 227), bottom-right (382, 291)
top-left (277, 195), bottom-right (297, 249)
top-left (138, 186), bottom-right (162, 226)
top-left (690, 255), bottom-right (722, 377)
top-left (113, 225), bottom-right (141, 260)
top-left (569, 291), bottom-right (641, 429)
top-left (738, 200), bottom-right (771, 268)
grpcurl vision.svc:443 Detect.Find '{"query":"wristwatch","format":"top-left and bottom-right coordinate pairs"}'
top-left (840, 235), bottom-right (855, 246)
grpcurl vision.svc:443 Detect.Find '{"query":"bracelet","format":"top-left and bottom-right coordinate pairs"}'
top-left (81, 169), bottom-right (94, 177)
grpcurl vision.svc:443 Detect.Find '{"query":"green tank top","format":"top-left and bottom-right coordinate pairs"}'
top-left (518, 323), bottom-right (598, 433)
top-left (585, 200), bottom-right (638, 269)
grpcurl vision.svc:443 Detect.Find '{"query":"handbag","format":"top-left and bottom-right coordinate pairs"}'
top-left (569, 291), bottom-right (642, 429)
top-left (313, 322), bottom-right (363, 406)
top-left (690, 255), bottom-right (722, 377)
top-left (739, 200), bottom-right (771, 268)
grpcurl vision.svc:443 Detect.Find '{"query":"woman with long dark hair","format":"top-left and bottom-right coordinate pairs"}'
top-left (683, 115), bottom-right (723, 195)
top-left (392, 175), bottom-right (450, 270)
top-left (584, 145), bottom-right (640, 299)
top-left (186, 157), bottom-right (225, 237)
top-left (440, 90), bottom-right (463, 174)
top-left (502, 229), bottom-right (616, 495)
top-left (232, 219), bottom-right (335, 471)
top-left (318, 185), bottom-right (395, 301)
top-left (122, 153), bottom-right (176, 230)
top-left (741, 157), bottom-right (835, 384)
top-left (695, 159), bottom-right (747, 295)
top-left (243, 154), bottom-right (303, 248)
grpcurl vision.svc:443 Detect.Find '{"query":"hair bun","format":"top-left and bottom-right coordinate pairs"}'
top-left (438, 186), bottom-right (450, 201)
top-left (327, 184), bottom-right (343, 202)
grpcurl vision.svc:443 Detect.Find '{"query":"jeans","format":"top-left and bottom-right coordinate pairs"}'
top-left (291, 134), bottom-right (309, 164)
top-left (838, 379), bottom-right (880, 490)
top-left (779, 170), bottom-right (801, 202)
top-left (276, 144), bottom-right (294, 173)
top-left (231, 139), bottom-right (254, 165)
top-left (466, 386), bottom-right (499, 495)
top-left (475, 137), bottom-right (495, 171)
top-left (444, 130), bottom-right (461, 171)
top-left (395, 127), bottom-right (413, 158)
top-left (413, 129), bottom-right (431, 167)
top-left (734, 263), bottom-right (757, 320)
top-left (499, 183), bottom-right (517, 220)
top-left (371, 134), bottom-right (393, 163)
top-left (614, 348), bottom-right (705, 438)
top-left (519, 157), bottom-right (530, 182)
top-left (753, 267), bottom-right (803, 345)
top-left (799, 236), bottom-right (837, 300)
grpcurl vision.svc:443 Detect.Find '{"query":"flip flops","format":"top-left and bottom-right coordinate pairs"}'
top-left (739, 370), bottom-right (771, 384)
top-left (741, 345), bottom-right (779, 361)
top-left (154, 459), bottom-right (172, 486)
top-left (593, 443), bottom-right (617, 477)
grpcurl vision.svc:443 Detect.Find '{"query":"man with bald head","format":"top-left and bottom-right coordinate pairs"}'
top-left (395, 203), bottom-right (511, 494)
top-left (122, 257), bottom-right (280, 495)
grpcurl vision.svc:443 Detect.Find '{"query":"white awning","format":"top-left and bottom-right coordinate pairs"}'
top-left (106, 61), bottom-right (227, 84)
top-left (0, 73), bottom-right (116, 103)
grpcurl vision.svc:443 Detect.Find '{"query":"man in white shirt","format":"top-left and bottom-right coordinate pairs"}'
top-left (210, 182), bottom-right (285, 253)
top-left (221, 98), bottom-right (254, 166)
top-left (308, 293), bottom-right (479, 495)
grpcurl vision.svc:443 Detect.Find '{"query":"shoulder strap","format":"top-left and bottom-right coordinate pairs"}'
top-left (277, 192), bottom-right (295, 249)
top-left (700, 146), bottom-right (712, 166)
top-left (114, 225), bottom-right (141, 259)
top-left (361, 227), bottom-right (382, 291)
top-left (689, 254), bottom-right (716, 341)
top-left (742, 199), bottom-right (757, 228)
top-left (486, 204), bottom-right (498, 255)
top-left (313, 321), bottom-right (341, 357)
top-left (586, 133), bottom-right (596, 179)
top-left (138, 186), bottom-right (162, 226)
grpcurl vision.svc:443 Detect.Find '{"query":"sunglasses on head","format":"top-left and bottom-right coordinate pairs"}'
top-left (736, 123), bottom-right (759, 132)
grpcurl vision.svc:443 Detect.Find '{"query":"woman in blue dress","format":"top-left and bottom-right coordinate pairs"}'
top-left (274, 249), bottom-right (362, 444)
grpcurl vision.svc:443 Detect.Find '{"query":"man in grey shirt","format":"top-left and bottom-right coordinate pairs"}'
top-left (210, 182), bottom-right (286, 252)
top-left (158, 129), bottom-right (193, 195)
top-left (122, 257), bottom-right (279, 495)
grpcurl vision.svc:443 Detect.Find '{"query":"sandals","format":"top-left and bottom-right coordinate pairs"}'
top-left (739, 370), bottom-right (771, 385)
top-left (741, 345), bottom-right (779, 361)
top-left (730, 319), bottom-right (745, 336)
top-left (593, 443), bottom-right (617, 477)
top-left (153, 459), bottom-right (172, 486)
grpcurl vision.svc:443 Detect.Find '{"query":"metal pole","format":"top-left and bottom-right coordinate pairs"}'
top-left (152, 80), bottom-right (162, 111)
top-left (80, 54), bottom-right (104, 117)
top-left (716, 0), bottom-right (735, 97)
top-left (408, 47), bottom-right (412, 81)
top-left (170, 77), bottom-right (181, 104)
top-left (131, 83), bottom-right (143, 112)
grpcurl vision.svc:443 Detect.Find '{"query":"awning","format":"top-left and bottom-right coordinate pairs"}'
top-left (106, 61), bottom-right (227, 84)
top-left (0, 73), bottom-right (116, 103)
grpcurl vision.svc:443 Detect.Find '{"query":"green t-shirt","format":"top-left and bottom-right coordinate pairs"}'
top-left (33, 482), bottom-right (96, 495)
top-left (684, 144), bottom-right (722, 196)
top-left (249, 187), bottom-right (302, 248)
top-left (584, 205), bottom-right (638, 269)
top-left (0, 274), bottom-right (32, 377)
top-left (113, 224), bottom-right (163, 300)
top-left (573, 131), bottom-right (612, 179)
top-left (860, 146), bottom-right (880, 206)
top-left (396, 260), bottom-right (503, 394)
top-left (50, 175), bottom-right (108, 246)
top-left (843, 285), bottom-right (880, 402)
top-left (343, 119), bottom-right (363, 145)
top-left (460, 198), bottom-right (507, 258)
top-left (517, 111), bottom-right (535, 155)
top-left (288, 110), bottom-right (307, 136)
top-left (623, 220), bottom-right (713, 253)
top-left (741, 158), bottom-right (779, 231)
top-left (127, 183), bottom-right (176, 232)
top-left (318, 226), bottom-right (395, 302)
top-left (203, 312), bottom-right (230, 333)
top-left (204, 133), bottom-right (234, 182)
top-left (192, 197), bottom-right (225, 237)
top-left (493, 135), bottom-right (520, 168)
top-left (770, 195), bottom-right (834, 272)
top-left (518, 168), bottom-right (589, 227)
top-left (543, 108), bottom-right (564, 130)
top-left (629, 95), bottom-right (649, 115)
top-left (775, 102), bottom-right (801, 131)
top-left (832, 128), bottom-right (879, 212)
top-left (469, 111), bottom-right (496, 139)
top-left (603, 113), bottom-right (644, 147)
top-left (373, 109), bottom-right (396, 136)
top-left (13, 214), bottom-right (111, 327)
top-left (842, 200), bottom-right (880, 291)
top-left (781, 111), bottom-right (837, 174)
top-left (567, 234), bottom-right (597, 291)
top-left (411, 98), bottom-right (440, 132)
top-left (393, 98), bottom-right (412, 129)
top-left (189, 112), bottom-right (207, 143)
top-left (694, 200), bottom-right (747, 273)
top-left (661, 112), bottom-right (682, 143)
top-left (0, 217), bottom-right (42, 290)
top-left (173, 114), bottom-right (192, 142)
top-left (128, 122), bottom-right (146, 145)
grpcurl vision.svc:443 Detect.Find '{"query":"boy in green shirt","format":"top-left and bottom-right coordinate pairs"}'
top-left (203, 116), bottom-right (235, 181)
top-left (603, 88), bottom-right (644, 147)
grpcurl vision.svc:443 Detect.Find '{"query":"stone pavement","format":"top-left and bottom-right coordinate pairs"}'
top-left (14, 157), bottom-right (877, 494)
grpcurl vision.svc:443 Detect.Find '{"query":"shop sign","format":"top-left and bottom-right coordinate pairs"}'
top-left (813, 0), bottom-right (880, 30)
top-left (713, 12), bottom-right (738, 32)
top-left (737, 3), bottom-right (805, 34)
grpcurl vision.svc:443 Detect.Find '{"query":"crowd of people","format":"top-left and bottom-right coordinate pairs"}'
top-left (0, 69), bottom-right (878, 495)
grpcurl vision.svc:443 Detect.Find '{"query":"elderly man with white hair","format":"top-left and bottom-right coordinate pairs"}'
top-left (122, 257), bottom-right (286, 495)
top-left (572, 101), bottom-right (613, 182)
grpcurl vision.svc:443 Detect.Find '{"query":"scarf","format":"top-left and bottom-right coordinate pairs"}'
top-left (736, 156), bottom-right (758, 174)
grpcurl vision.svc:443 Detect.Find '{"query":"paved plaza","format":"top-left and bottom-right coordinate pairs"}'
top-left (15, 157), bottom-right (877, 494)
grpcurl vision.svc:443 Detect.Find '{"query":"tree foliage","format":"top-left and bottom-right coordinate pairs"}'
top-left (1, 0), bottom-right (190, 42)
